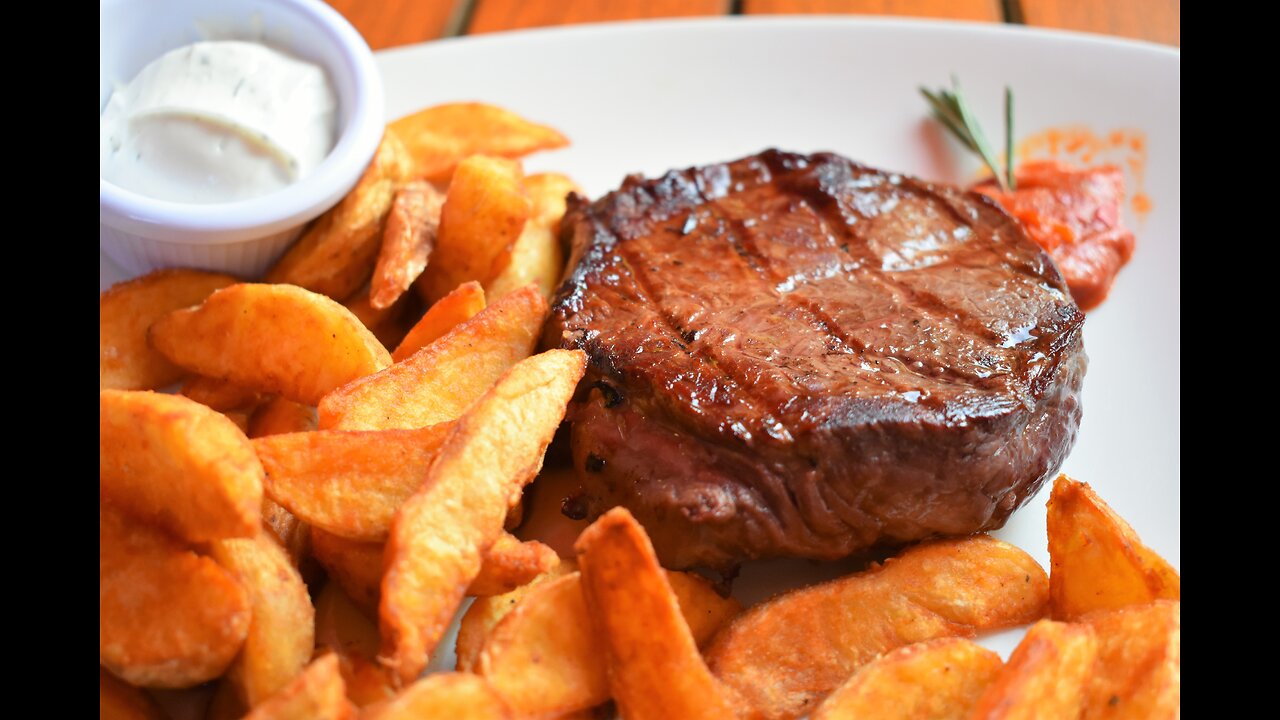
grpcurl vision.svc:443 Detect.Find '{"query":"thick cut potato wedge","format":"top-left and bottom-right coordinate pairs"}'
top-left (249, 398), bottom-right (318, 438)
top-left (180, 375), bottom-right (262, 412)
top-left (360, 673), bottom-right (512, 720)
top-left (261, 498), bottom-right (312, 572)
top-left (242, 654), bottom-right (354, 720)
top-left (1081, 600), bottom-right (1180, 719)
top-left (389, 102), bottom-right (568, 183)
top-left (811, 638), bottom-right (1002, 720)
top-left (475, 568), bottom-right (740, 716)
top-left (150, 284), bottom-right (392, 406)
top-left (265, 132), bottom-right (414, 300)
top-left (393, 281), bottom-right (486, 362)
top-left (485, 172), bottom-right (579, 301)
top-left (256, 423), bottom-right (451, 541)
top-left (971, 619), bottom-right (1097, 720)
top-left (1047, 474), bottom-right (1180, 620)
top-left (456, 560), bottom-right (578, 673)
top-left (467, 533), bottom-right (560, 597)
top-left (372, 180), bottom-right (445, 310)
top-left (705, 535), bottom-right (1049, 720)
top-left (575, 508), bottom-right (738, 720)
top-left (100, 504), bottom-right (250, 688)
top-left (100, 390), bottom-right (262, 542)
top-left (100, 269), bottom-right (238, 391)
top-left (314, 582), bottom-right (397, 708)
top-left (319, 285), bottom-right (546, 431)
top-left (99, 667), bottom-right (166, 720)
top-left (415, 156), bottom-right (531, 304)
top-left (208, 531), bottom-right (315, 708)
top-left (380, 349), bottom-right (586, 683)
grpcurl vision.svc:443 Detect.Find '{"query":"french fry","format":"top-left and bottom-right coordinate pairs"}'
top-left (811, 638), bottom-right (1003, 720)
top-left (241, 654), bottom-right (354, 720)
top-left (100, 504), bottom-right (250, 688)
top-left (99, 667), bottom-right (166, 720)
top-left (180, 375), bottom-right (262, 412)
top-left (415, 156), bottom-right (531, 304)
top-left (249, 397), bottom-right (318, 438)
top-left (256, 423), bottom-right (452, 541)
top-left (380, 349), bottom-right (587, 683)
top-left (394, 281), bottom-right (486, 362)
top-left (319, 285), bottom-right (547, 431)
top-left (705, 535), bottom-right (1049, 720)
top-left (100, 390), bottom-right (262, 542)
top-left (1047, 474), bottom-right (1180, 620)
top-left (372, 181), bottom-right (445, 310)
top-left (265, 132), bottom-right (415, 300)
top-left (456, 560), bottom-right (578, 673)
top-left (314, 582), bottom-right (397, 708)
top-left (485, 172), bottom-right (579, 301)
top-left (467, 533), bottom-right (560, 597)
top-left (389, 102), bottom-right (568, 183)
top-left (971, 619), bottom-right (1097, 720)
top-left (360, 673), bottom-right (512, 720)
top-left (150, 284), bottom-right (392, 406)
top-left (1081, 600), bottom-right (1180, 719)
top-left (475, 568), bottom-right (740, 716)
top-left (100, 268), bottom-right (238, 391)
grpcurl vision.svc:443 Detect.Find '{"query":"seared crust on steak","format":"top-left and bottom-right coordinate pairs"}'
top-left (546, 150), bottom-right (1085, 569)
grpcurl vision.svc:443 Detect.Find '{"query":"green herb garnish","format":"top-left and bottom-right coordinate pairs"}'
top-left (920, 78), bottom-right (1016, 192)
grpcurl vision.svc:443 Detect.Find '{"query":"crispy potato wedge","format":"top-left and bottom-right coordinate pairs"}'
top-left (242, 654), bottom-right (354, 720)
top-left (811, 637), bottom-right (1002, 720)
top-left (415, 156), bottom-right (531, 304)
top-left (475, 568), bottom-right (740, 716)
top-left (389, 102), bottom-right (568, 183)
top-left (706, 535), bottom-right (1049, 720)
top-left (256, 423), bottom-right (451, 541)
top-left (485, 172), bottom-right (579, 302)
top-left (249, 397), bottom-right (318, 438)
top-left (181, 375), bottom-right (262, 412)
top-left (261, 498), bottom-right (313, 574)
top-left (361, 673), bottom-right (512, 720)
top-left (100, 667), bottom-right (166, 720)
top-left (456, 560), bottom-right (578, 673)
top-left (1081, 600), bottom-right (1180, 719)
top-left (314, 582), bottom-right (397, 708)
top-left (265, 132), bottom-right (414, 300)
top-left (100, 269), bottom-right (239, 391)
top-left (468, 533), bottom-right (560, 597)
top-left (100, 504), bottom-right (250, 688)
top-left (208, 530), bottom-right (315, 707)
top-left (971, 619), bottom-right (1097, 720)
top-left (372, 181), bottom-right (445, 310)
top-left (380, 349), bottom-right (587, 683)
top-left (100, 390), bottom-right (262, 542)
top-left (1047, 474), bottom-right (1180, 620)
top-left (319, 285), bottom-right (546, 431)
top-left (575, 508), bottom-right (737, 720)
top-left (394, 281), bottom-right (486, 362)
top-left (151, 284), bottom-right (392, 406)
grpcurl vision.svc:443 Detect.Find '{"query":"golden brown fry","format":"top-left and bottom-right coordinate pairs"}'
top-left (1047, 474), bottom-right (1181, 620)
top-left (486, 172), bottom-right (579, 301)
top-left (265, 132), bottom-right (414, 300)
top-left (360, 673), bottom-right (512, 720)
top-left (100, 268), bottom-right (238, 391)
top-left (971, 620), bottom-right (1097, 720)
top-left (319, 285), bottom-right (547, 431)
top-left (705, 535), bottom-right (1049, 720)
top-left (208, 531), bottom-right (315, 707)
top-left (389, 102), bottom-right (569, 183)
top-left (180, 375), bottom-right (262, 412)
top-left (811, 638), bottom-right (1002, 720)
top-left (100, 667), bottom-right (166, 720)
top-left (468, 534), bottom-right (560, 597)
top-left (575, 507), bottom-right (737, 720)
top-left (314, 582), bottom-right (397, 708)
top-left (100, 390), bottom-right (262, 542)
top-left (380, 349), bottom-right (587, 683)
top-left (261, 498), bottom-right (312, 573)
top-left (394, 281), bottom-right (486, 362)
top-left (241, 654), bottom-right (354, 720)
top-left (256, 424), bottom-right (451, 541)
top-left (151, 283), bottom-right (392, 406)
top-left (100, 504), bottom-right (250, 688)
top-left (1081, 600), bottom-right (1180, 719)
top-left (372, 181), bottom-right (445, 310)
top-left (249, 397), bottom-right (318, 438)
top-left (415, 156), bottom-right (531, 304)
top-left (456, 560), bottom-right (578, 673)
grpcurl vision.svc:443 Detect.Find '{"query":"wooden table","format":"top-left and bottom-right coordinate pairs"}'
top-left (327, 0), bottom-right (1178, 51)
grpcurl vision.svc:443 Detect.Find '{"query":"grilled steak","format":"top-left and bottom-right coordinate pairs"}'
top-left (546, 150), bottom-right (1086, 569)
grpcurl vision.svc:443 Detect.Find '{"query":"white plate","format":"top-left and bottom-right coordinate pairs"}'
top-left (102, 15), bottom-right (1179, 670)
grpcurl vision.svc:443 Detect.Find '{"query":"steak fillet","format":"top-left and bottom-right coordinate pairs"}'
top-left (546, 150), bottom-right (1085, 569)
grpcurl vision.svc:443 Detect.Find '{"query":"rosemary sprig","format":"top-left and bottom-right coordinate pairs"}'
top-left (920, 77), bottom-right (1016, 192)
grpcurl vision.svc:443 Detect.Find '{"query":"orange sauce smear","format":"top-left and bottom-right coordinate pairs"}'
top-left (1013, 127), bottom-right (1152, 222)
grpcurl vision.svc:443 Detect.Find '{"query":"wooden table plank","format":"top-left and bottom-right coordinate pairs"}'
top-left (744, 0), bottom-right (1001, 22)
top-left (467, 0), bottom-right (730, 35)
top-left (1019, 0), bottom-right (1179, 46)
top-left (325, 0), bottom-right (468, 49)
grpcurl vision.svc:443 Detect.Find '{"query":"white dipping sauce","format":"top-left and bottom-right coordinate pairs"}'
top-left (100, 40), bottom-right (337, 204)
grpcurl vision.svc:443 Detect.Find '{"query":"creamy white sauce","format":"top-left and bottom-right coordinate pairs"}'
top-left (100, 40), bottom-right (337, 204)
